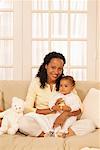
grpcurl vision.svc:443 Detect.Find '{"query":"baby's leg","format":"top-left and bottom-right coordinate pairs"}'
top-left (56, 117), bottom-right (76, 138)
top-left (61, 117), bottom-right (76, 133)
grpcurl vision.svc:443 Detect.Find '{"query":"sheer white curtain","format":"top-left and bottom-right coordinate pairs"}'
top-left (0, 0), bottom-right (98, 80)
top-left (32, 0), bottom-right (87, 80)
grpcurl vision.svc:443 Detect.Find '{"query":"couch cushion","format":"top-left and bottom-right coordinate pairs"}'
top-left (75, 81), bottom-right (100, 102)
top-left (65, 129), bottom-right (100, 150)
top-left (0, 134), bottom-right (64, 150)
top-left (81, 88), bottom-right (100, 128)
top-left (0, 81), bottom-right (30, 109)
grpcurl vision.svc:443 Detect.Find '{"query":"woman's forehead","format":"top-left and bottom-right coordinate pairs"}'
top-left (49, 58), bottom-right (64, 65)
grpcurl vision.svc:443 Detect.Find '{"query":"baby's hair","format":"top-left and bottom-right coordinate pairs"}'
top-left (61, 75), bottom-right (75, 86)
top-left (56, 75), bottom-right (75, 91)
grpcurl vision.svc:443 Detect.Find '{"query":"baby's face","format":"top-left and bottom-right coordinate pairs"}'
top-left (59, 79), bottom-right (74, 95)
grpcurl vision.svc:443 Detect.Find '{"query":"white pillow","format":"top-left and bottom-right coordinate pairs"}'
top-left (81, 88), bottom-right (100, 128)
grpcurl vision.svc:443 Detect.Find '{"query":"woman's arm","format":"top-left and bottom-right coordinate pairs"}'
top-left (36, 108), bottom-right (55, 115)
top-left (25, 79), bottom-right (39, 113)
top-left (37, 102), bottom-right (81, 118)
top-left (53, 109), bottom-right (81, 128)
top-left (68, 109), bottom-right (81, 117)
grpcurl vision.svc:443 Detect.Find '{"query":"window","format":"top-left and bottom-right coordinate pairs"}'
top-left (0, 0), bottom-right (98, 81)
top-left (0, 0), bottom-right (23, 80)
top-left (0, 0), bottom-right (13, 79)
top-left (31, 0), bottom-right (88, 80)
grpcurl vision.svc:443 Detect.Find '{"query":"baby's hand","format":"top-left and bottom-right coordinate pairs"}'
top-left (55, 98), bottom-right (63, 105)
top-left (52, 105), bottom-right (62, 113)
top-left (62, 105), bottom-right (71, 111)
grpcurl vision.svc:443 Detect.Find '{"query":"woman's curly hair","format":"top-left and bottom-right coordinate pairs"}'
top-left (36, 51), bottom-right (66, 89)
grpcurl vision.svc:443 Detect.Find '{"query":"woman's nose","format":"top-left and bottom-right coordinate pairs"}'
top-left (55, 69), bottom-right (60, 75)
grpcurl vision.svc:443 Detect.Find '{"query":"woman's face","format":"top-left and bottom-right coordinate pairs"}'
top-left (45, 58), bottom-right (64, 84)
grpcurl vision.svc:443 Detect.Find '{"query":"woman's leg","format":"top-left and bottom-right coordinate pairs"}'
top-left (18, 116), bottom-right (43, 137)
top-left (63, 119), bottom-right (95, 138)
top-left (66, 128), bottom-right (75, 137)
top-left (70, 119), bottom-right (96, 136)
top-left (38, 131), bottom-right (45, 137)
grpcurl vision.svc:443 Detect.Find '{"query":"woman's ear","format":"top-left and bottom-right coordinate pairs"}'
top-left (45, 64), bottom-right (47, 69)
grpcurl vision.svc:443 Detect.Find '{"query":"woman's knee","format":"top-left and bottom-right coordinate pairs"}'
top-left (18, 116), bottom-right (42, 137)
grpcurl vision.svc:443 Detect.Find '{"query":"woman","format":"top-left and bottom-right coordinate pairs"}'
top-left (19, 52), bottom-right (95, 137)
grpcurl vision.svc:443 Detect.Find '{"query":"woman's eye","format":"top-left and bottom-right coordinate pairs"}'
top-left (58, 68), bottom-right (62, 71)
top-left (51, 66), bottom-right (55, 69)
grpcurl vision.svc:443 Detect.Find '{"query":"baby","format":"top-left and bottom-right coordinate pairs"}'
top-left (47, 75), bottom-right (82, 137)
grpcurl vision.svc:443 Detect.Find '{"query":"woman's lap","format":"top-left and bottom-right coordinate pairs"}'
top-left (18, 116), bottom-right (95, 137)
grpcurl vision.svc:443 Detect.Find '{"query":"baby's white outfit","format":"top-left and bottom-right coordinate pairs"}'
top-left (25, 92), bottom-right (81, 135)
top-left (48, 92), bottom-right (81, 134)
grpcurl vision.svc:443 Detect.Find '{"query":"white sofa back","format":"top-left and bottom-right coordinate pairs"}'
top-left (0, 80), bottom-right (100, 110)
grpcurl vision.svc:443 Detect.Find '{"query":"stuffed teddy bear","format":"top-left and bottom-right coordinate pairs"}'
top-left (0, 97), bottom-right (25, 135)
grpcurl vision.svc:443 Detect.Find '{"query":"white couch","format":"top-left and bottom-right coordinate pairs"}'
top-left (0, 80), bottom-right (100, 150)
